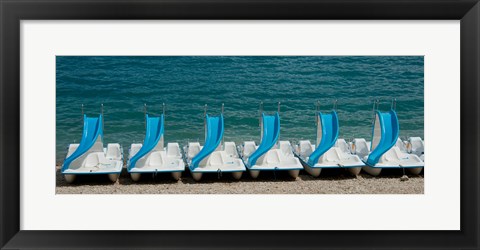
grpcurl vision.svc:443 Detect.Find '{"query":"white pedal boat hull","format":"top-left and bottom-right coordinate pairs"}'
top-left (186, 142), bottom-right (246, 181)
top-left (128, 143), bottom-right (185, 181)
top-left (243, 141), bottom-right (302, 179)
top-left (352, 138), bottom-right (425, 176)
top-left (62, 143), bottom-right (123, 183)
top-left (362, 147), bottom-right (425, 176)
top-left (296, 139), bottom-right (365, 177)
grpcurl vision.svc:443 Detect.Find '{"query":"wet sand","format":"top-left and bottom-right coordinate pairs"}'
top-left (56, 166), bottom-right (423, 194)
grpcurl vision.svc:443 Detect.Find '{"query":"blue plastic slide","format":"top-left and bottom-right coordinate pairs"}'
top-left (128, 114), bottom-right (164, 170)
top-left (307, 111), bottom-right (339, 166)
top-left (365, 110), bottom-right (399, 166)
top-left (62, 115), bottom-right (103, 172)
top-left (248, 112), bottom-right (280, 167)
top-left (190, 114), bottom-right (224, 170)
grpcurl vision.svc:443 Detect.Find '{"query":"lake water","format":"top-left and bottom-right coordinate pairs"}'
top-left (56, 56), bottom-right (424, 163)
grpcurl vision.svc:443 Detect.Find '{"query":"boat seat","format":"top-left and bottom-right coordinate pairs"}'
top-left (353, 138), bottom-right (370, 158)
top-left (409, 137), bottom-right (424, 156)
top-left (188, 142), bottom-right (201, 158)
top-left (85, 153), bottom-right (110, 168)
top-left (207, 152), bottom-right (223, 166)
top-left (279, 141), bottom-right (292, 156)
top-left (129, 144), bottom-right (142, 158)
top-left (326, 149), bottom-right (340, 162)
top-left (266, 150), bottom-right (280, 164)
top-left (336, 139), bottom-right (350, 154)
top-left (167, 143), bottom-right (180, 157)
top-left (384, 149), bottom-right (400, 162)
top-left (84, 154), bottom-right (99, 167)
top-left (243, 141), bottom-right (257, 157)
top-left (299, 140), bottom-right (313, 157)
top-left (106, 144), bottom-right (121, 160)
top-left (147, 152), bottom-right (163, 167)
top-left (224, 142), bottom-right (237, 156)
top-left (395, 139), bottom-right (408, 153)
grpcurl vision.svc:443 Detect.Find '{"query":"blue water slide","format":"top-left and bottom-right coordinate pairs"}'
top-left (62, 115), bottom-right (103, 172)
top-left (190, 114), bottom-right (224, 170)
top-left (307, 111), bottom-right (339, 166)
top-left (366, 110), bottom-right (399, 166)
top-left (128, 114), bottom-right (164, 170)
top-left (248, 112), bottom-right (280, 167)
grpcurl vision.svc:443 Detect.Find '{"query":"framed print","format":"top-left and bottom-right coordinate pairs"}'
top-left (1, 0), bottom-right (479, 249)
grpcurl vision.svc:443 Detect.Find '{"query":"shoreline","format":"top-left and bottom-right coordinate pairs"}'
top-left (56, 166), bottom-right (424, 195)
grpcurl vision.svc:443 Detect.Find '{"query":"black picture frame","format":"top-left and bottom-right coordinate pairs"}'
top-left (1, 0), bottom-right (478, 249)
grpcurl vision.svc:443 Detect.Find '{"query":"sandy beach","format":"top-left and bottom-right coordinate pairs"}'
top-left (56, 166), bottom-right (423, 194)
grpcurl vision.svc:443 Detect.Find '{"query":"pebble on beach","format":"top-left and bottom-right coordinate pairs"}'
top-left (55, 166), bottom-right (424, 195)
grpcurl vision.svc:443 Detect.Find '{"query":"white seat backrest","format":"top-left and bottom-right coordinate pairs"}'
top-left (148, 152), bottom-right (163, 166)
top-left (324, 148), bottom-right (339, 162)
top-left (353, 138), bottom-right (369, 157)
top-left (243, 141), bottom-right (257, 157)
top-left (129, 144), bottom-right (142, 159)
top-left (106, 144), bottom-right (121, 159)
top-left (409, 137), bottom-right (424, 154)
top-left (188, 142), bottom-right (201, 158)
top-left (395, 139), bottom-right (408, 153)
top-left (393, 146), bottom-right (407, 158)
top-left (279, 141), bottom-right (292, 156)
top-left (299, 140), bottom-right (313, 157)
top-left (167, 143), bottom-right (180, 157)
top-left (224, 142), bottom-right (237, 156)
top-left (266, 150), bottom-right (280, 163)
top-left (384, 148), bottom-right (399, 162)
top-left (336, 139), bottom-right (350, 153)
top-left (85, 153), bottom-right (100, 167)
top-left (98, 153), bottom-right (111, 164)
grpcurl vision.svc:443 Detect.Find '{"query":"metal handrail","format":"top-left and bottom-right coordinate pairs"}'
top-left (144, 103), bottom-right (147, 129)
top-left (203, 104), bottom-right (208, 136)
top-left (222, 103), bottom-right (225, 148)
top-left (81, 104), bottom-right (84, 126)
top-left (391, 98), bottom-right (397, 110)
top-left (259, 101), bottom-right (263, 128)
top-left (101, 104), bottom-right (104, 134)
top-left (372, 99), bottom-right (379, 125)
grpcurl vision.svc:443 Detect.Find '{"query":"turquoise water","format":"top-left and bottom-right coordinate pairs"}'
top-left (56, 56), bottom-right (424, 163)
